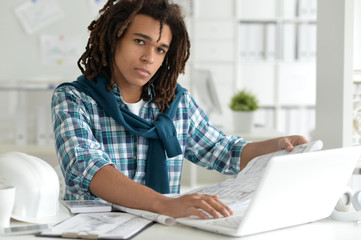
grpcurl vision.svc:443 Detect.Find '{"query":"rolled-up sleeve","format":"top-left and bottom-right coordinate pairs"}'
top-left (51, 86), bottom-right (113, 199)
top-left (184, 93), bottom-right (249, 175)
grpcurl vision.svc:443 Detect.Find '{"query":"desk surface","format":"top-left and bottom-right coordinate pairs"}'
top-left (2, 216), bottom-right (361, 240)
top-left (138, 219), bottom-right (361, 240)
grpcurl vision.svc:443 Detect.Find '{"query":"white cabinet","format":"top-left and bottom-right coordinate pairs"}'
top-left (355, 0), bottom-right (361, 71)
top-left (193, 0), bottom-right (234, 18)
top-left (182, 0), bottom-right (319, 189)
top-left (237, 0), bottom-right (277, 20)
top-left (235, 0), bottom-right (317, 138)
top-left (188, 0), bottom-right (317, 138)
top-left (181, 0), bottom-right (238, 189)
top-left (189, 0), bottom-right (237, 129)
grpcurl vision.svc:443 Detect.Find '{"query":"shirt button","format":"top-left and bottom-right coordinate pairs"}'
top-left (133, 156), bottom-right (137, 160)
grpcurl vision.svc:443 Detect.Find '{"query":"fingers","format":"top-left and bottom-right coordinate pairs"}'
top-left (204, 194), bottom-right (234, 217)
top-left (279, 135), bottom-right (308, 152)
top-left (285, 140), bottom-right (294, 152)
top-left (278, 138), bottom-right (293, 152)
top-left (186, 194), bottom-right (233, 219)
top-left (297, 135), bottom-right (308, 144)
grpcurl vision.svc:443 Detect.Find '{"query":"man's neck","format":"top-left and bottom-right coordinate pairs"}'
top-left (112, 79), bottom-right (143, 103)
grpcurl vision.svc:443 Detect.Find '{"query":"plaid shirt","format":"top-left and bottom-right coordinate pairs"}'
top-left (52, 83), bottom-right (247, 200)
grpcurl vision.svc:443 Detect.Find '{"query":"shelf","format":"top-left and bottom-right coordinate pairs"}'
top-left (281, 18), bottom-right (317, 24)
top-left (354, 71), bottom-right (361, 82)
top-left (260, 105), bottom-right (315, 109)
top-left (223, 127), bottom-right (284, 141)
top-left (0, 145), bottom-right (56, 155)
top-left (239, 18), bottom-right (316, 24)
top-left (239, 19), bottom-right (278, 24)
top-left (0, 81), bottom-right (61, 91)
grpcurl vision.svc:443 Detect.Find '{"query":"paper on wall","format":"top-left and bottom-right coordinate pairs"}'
top-left (14, 0), bottom-right (64, 34)
top-left (40, 35), bottom-right (82, 66)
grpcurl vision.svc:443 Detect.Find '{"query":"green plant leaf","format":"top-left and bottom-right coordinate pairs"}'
top-left (229, 89), bottom-right (260, 111)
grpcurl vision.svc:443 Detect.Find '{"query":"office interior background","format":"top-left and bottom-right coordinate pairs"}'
top-left (0, 0), bottom-right (360, 189)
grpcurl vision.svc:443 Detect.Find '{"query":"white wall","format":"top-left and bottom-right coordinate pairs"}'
top-left (1, 0), bottom-right (360, 151)
top-left (355, 0), bottom-right (361, 71)
top-left (0, 0), bottom-right (95, 81)
top-left (315, 0), bottom-right (354, 149)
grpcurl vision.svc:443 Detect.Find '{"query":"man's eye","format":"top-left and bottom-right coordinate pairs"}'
top-left (135, 39), bottom-right (144, 45)
top-left (157, 48), bottom-right (165, 54)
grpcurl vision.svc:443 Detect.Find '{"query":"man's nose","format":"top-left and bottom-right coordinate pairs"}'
top-left (140, 47), bottom-right (155, 64)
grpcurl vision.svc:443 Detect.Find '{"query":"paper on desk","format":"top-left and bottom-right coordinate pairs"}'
top-left (110, 141), bottom-right (323, 224)
top-left (241, 139), bottom-right (323, 175)
top-left (112, 205), bottom-right (175, 225)
top-left (39, 212), bottom-right (152, 239)
top-left (186, 140), bottom-right (323, 208)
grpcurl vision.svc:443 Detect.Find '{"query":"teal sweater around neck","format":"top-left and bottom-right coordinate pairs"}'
top-left (58, 74), bottom-right (186, 194)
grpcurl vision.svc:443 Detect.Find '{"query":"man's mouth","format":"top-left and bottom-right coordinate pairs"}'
top-left (135, 68), bottom-right (150, 77)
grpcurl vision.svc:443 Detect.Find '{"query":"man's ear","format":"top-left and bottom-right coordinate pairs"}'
top-left (117, 30), bottom-right (122, 38)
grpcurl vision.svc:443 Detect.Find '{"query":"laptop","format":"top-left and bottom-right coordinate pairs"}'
top-left (176, 146), bottom-right (361, 237)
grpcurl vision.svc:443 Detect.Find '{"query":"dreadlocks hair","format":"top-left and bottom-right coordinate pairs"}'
top-left (77, 0), bottom-right (191, 112)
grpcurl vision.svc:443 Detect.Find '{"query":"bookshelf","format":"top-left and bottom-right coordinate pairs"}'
top-left (186, 0), bottom-right (318, 139)
top-left (181, 0), bottom-right (238, 188)
top-left (180, 0), bottom-right (319, 188)
top-left (187, 0), bottom-right (236, 129)
top-left (235, 0), bottom-right (318, 139)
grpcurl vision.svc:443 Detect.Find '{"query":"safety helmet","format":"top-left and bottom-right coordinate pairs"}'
top-left (0, 152), bottom-right (59, 223)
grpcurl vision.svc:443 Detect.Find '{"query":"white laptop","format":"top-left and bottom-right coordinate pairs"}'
top-left (176, 146), bottom-right (361, 237)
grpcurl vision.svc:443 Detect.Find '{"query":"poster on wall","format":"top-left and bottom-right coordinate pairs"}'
top-left (40, 35), bottom-right (82, 66)
top-left (14, 0), bottom-right (64, 34)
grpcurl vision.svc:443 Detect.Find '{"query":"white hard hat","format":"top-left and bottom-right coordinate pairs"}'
top-left (0, 152), bottom-right (59, 224)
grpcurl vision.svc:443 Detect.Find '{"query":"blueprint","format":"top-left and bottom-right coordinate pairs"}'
top-left (186, 140), bottom-right (323, 209)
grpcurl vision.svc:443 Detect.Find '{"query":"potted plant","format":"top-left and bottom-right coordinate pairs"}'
top-left (229, 89), bottom-right (260, 133)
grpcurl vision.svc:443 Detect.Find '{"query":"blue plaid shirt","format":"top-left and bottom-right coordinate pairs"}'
top-left (52, 83), bottom-right (248, 200)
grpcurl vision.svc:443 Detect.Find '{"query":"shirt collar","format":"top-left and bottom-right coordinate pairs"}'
top-left (111, 83), bottom-right (155, 105)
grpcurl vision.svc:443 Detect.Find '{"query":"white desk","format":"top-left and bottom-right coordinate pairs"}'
top-left (135, 219), bottom-right (361, 240)
top-left (2, 215), bottom-right (361, 240)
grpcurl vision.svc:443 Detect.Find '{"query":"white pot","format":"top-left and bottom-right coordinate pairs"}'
top-left (232, 111), bottom-right (255, 133)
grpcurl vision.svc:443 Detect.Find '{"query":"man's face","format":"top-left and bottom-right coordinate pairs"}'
top-left (112, 14), bottom-right (172, 96)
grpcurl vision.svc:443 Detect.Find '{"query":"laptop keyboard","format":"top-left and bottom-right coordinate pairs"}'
top-left (205, 215), bottom-right (243, 229)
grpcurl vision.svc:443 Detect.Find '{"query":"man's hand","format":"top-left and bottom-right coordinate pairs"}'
top-left (240, 135), bottom-right (308, 170)
top-left (277, 135), bottom-right (308, 152)
top-left (158, 193), bottom-right (233, 219)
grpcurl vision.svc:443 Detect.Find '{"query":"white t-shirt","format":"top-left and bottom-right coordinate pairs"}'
top-left (125, 99), bottom-right (145, 116)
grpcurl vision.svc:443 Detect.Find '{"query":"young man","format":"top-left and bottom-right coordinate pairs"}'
top-left (52, 0), bottom-right (307, 219)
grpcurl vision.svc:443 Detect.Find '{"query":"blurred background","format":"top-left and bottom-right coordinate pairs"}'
top-left (0, 0), bottom-right (360, 189)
